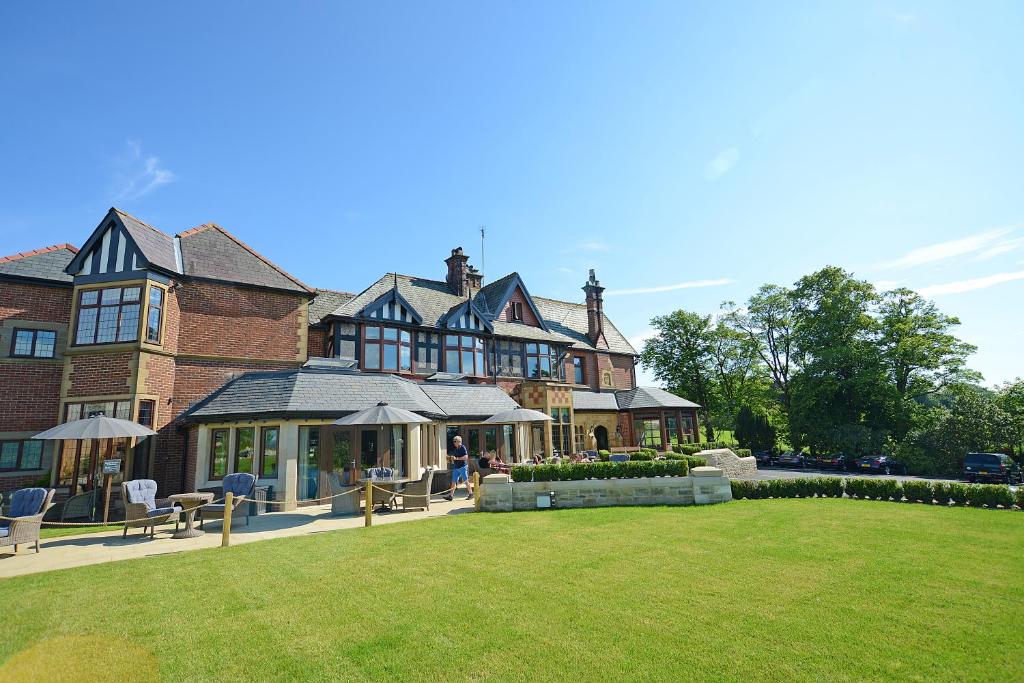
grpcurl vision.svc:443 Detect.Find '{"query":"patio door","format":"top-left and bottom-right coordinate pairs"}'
top-left (360, 429), bottom-right (379, 471)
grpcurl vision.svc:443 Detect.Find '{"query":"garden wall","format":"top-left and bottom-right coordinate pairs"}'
top-left (697, 448), bottom-right (758, 478)
top-left (480, 467), bottom-right (732, 512)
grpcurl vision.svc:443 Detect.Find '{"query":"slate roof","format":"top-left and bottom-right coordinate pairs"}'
top-left (533, 296), bottom-right (637, 355)
top-left (186, 368), bottom-right (447, 420)
top-left (571, 390), bottom-right (620, 411)
top-left (419, 383), bottom-right (520, 420)
top-left (177, 224), bottom-right (313, 294)
top-left (0, 244), bottom-right (78, 284)
top-left (327, 272), bottom-right (635, 354)
top-left (309, 289), bottom-right (355, 325)
top-left (114, 209), bottom-right (180, 274)
top-left (614, 386), bottom-right (700, 410)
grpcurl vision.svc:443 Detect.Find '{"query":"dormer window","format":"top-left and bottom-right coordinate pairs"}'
top-left (510, 301), bottom-right (524, 322)
top-left (74, 286), bottom-right (141, 345)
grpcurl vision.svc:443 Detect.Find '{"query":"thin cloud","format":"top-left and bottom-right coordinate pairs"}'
top-left (878, 227), bottom-right (1015, 270)
top-left (111, 140), bottom-right (175, 202)
top-left (556, 266), bottom-right (575, 275)
top-left (874, 280), bottom-right (903, 291)
top-left (579, 241), bottom-right (610, 252)
top-left (918, 270), bottom-right (1024, 297)
top-left (704, 147), bottom-right (740, 180)
top-left (972, 236), bottom-right (1024, 262)
top-left (627, 329), bottom-right (657, 350)
top-left (606, 278), bottom-right (733, 296)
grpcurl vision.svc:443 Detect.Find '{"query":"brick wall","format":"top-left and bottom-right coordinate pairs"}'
top-left (501, 286), bottom-right (541, 326)
top-left (0, 363), bottom-right (63, 431)
top-left (610, 353), bottom-right (634, 389)
top-left (0, 282), bottom-right (72, 324)
top-left (175, 280), bottom-right (305, 361)
top-left (66, 352), bottom-right (134, 397)
top-left (307, 326), bottom-right (326, 358)
top-left (573, 351), bottom-right (635, 391)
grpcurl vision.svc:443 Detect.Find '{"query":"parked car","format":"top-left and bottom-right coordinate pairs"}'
top-left (813, 453), bottom-right (849, 471)
top-left (753, 450), bottom-right (774, 467)
top-left (776, 451), bottom-right (805, 468)
top-left (854, 455), bottom-right (905, 475)
top-left (962, 452), bottom-right (1021, 484)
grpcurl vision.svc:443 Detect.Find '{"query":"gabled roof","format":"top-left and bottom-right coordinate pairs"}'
top-left (474, 271), bottom-right (549, 331)
top-left (358, 281), bottom-right (423, 324)
top-left (65, 208), bottom-right (179, 276)
top-left (442, 297), bottom-right (493, 332)
top-left (176, 223), bottom-right (313, 294)
top-left (614, 386), bottom-right (700, 410)
top-left (309, 289), bottom-right (355, 325)
top-left (533, 296), bottom-right (637, 355)
top-left (0, 244), bottom-right (78, 284)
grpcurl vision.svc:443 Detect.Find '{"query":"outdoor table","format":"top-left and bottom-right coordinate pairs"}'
top-left (357, 477), bottom-right (413, 513)
top-left (168, 491), bottom-right (215, 539)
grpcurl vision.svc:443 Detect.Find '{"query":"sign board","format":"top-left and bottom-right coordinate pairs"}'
top-left (102, 459), bottom-right (122, 475)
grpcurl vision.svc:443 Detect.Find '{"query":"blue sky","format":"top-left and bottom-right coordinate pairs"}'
top-left (1, 2), bottom-right (1022, 386)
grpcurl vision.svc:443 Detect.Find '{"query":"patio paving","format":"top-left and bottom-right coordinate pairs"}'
top-left (0, 495), bottom-right (474, 579)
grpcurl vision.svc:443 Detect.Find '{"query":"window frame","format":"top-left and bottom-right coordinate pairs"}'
top-left (10, 328), bottom-right (57, 359)
top-left (362, 324), bottom-right (413, 372)
top-left (0, 440), bottom-right (44, 472)
top-left (444, 334), bottom-right (485, 376)
top-left (573, 356), bottom-right (585, 385)
top-left (209, 428), bottom-right (230, 480)
top-left (73, 285), bottom-right (143, 346)
top-left (510, 301), bottom-right (524, 322)
top-left (145, 285), bottom-right (165, 344)
top-left (234, 426), bottom-right (256, 475)
top-left (260, 426), bottom-right (280, 478)
top-left (136, 399), bottom-right (156, 428)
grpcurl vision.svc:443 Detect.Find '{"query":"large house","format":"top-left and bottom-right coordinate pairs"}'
top-left (0, 208), bottom-right (700, 507)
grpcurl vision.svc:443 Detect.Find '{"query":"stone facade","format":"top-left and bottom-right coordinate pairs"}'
top-left (479, 469), bottom-right (732, 512)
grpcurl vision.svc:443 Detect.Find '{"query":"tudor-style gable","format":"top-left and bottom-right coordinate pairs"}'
top-left (478, 272), bottom-right (549, 332)
top-left (444, 298), bottom-right (493, 332)
top-left (65, 208), bottom-right (179, 283)
top-left (358, 279), bottom-right (423, 325)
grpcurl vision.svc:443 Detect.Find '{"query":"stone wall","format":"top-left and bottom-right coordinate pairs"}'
top-left (480, 468), bottom-right (732, 512)
top-left (697, 448), bottom-right (757, 478)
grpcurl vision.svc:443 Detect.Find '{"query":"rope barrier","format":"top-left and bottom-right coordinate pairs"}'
top-left (0, 497), bottom-right (225, 527)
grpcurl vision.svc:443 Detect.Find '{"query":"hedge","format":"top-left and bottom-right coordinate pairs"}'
top-left (510, 460), bottom-right (689, 483)
top-left (734, 448), bottom-right (752, 458)
top-left (673, 444), bottom-right (702, 456)
top-left (729, 478), bottom-right (1019, 510)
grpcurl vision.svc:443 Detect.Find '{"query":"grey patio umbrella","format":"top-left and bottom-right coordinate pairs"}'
top-left (482, 408), bottom-right (553, 424)
top-left (333, 402), bottom-right (431, 426)
top-left (33, 415), bottom-right (157, 440)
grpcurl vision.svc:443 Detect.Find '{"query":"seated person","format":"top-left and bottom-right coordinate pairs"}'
top-left (478, 451), bottom-right (511, 474)
top-left (530, 454), bottom-right (544, 465)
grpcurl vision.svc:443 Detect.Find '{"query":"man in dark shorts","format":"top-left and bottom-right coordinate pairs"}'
top-left (445, 435), bottom-right (473, 501)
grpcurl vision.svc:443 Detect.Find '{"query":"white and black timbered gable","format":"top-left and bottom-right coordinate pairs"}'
top-left (64, 208), bottom-right (179, 284)
top-left (444, 299), bottom-right (493, 332)
top-left (358, 287), bottom-right (423, 325)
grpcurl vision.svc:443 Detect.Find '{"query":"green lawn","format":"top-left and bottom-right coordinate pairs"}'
top-left (40, 524), bottom-right (120, 539)
top-left (2, 500), bottom-right (1022, 681)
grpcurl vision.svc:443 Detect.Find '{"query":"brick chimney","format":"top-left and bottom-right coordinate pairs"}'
top-left (583, 269), bottom-right (605, 344)
top-left (445, 247), bottom-right (483, 296)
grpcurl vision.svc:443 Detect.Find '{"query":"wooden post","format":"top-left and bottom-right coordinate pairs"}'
top-left (473, 471), bottom-right (481, 511)
top-left (364, 480), bottom-right (373, 527)
top-left (101, 473), bottom-right (113, 525)
top-left (221, 492), bottom-right (233, 547)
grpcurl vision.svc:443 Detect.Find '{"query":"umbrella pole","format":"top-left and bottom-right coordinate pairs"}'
top-left (102, 439), bottom-right (112, 525)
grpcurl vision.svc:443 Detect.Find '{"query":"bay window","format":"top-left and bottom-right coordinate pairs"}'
top-left (75, 286), bottom-right (141, 345)
top-left (363, 325), bottom-right (412, 372)
top-left (415, 332), bottom-right (441, 373)
top-left (445, 334), bottom-right (484, 375)
top-left (495, 340), bottom-right (524, 377)
top-left (526, 343), bottom-right (563, 380)
top-left (146, 286), bottom-right (164, 343)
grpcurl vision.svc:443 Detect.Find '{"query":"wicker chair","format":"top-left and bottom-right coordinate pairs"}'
top-left (0, 488), bottom-right (55, 554)
top-left (121, 480), bottom-right (181, 539)
top-left (201, 472), bottom-right (256, 528)
top-left (398, 468), bottom-right (434, 511)
top-left (60, 488), bottom-right (98, 522)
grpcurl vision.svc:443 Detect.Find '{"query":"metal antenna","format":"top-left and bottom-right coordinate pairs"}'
top-left (480, 226), bottom-right (486, 277)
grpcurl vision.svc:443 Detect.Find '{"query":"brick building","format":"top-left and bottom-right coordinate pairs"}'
top-left (0, 208), bottom-right (699, 506)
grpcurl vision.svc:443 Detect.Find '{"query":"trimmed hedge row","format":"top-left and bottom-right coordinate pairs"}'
top-left (510, 460), bottom-right (689, 483)
top-left (731, 477), bottom-right (1022, 509)
top-left (662, 453), bottom-right (708, 469)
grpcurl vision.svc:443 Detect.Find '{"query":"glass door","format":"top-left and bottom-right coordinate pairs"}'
top-left (360, 429), bottom-right (379, 473)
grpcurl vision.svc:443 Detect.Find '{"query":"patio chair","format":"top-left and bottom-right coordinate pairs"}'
top-left (121, 479), bottom-right (181, 539)
top-left (0, 487), bottom-right (55, 554)
top-left (201, 472), bottom-right (256, 529)
top-left (327, 471), bottom-right (360, 516)
top-left (371, 482), bottom-right (398, 510)
top-left (609, 453), bottom-right (630, 463)
top-left (398, 468), bottom-right (434, 511)
top-left (60, 488), bottom-right (98, 523)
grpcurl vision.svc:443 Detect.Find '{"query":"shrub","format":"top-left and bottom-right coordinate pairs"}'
top-left (1017, 486), bottom-right (1024, 510)
top-left (734, 449), bottom-right (753, 459)
top-left (597, 450), bottom-right (611, 461)
top-left (965, 484), bottom-right (1014, 509)
top-left (731, 480), bottom-right (761, 499)
top-left (844, 478), bottom-right (869, 499)
top-left (683, 456), bottom-right (706, 470)
top-left (901, 480), bottom-right (933, 503)
top-left (813, 477), bottom-right (843, 498)
top-left (868, 478), bottom-right (901, 501)
top-left (674, 444), bottom-right (702, 456)
top-left (509, 460), bottom-right (687, 483)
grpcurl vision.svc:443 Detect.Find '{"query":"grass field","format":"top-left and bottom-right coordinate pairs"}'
top-left (1, 500), bottom-right (1022, 681)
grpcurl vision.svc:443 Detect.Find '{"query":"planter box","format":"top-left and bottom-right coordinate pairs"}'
top-left (479, 471), bottom-right (731, 512)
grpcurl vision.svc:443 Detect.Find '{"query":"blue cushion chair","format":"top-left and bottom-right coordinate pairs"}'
top-left (609, 453), bottom-right (630, 463)
top-left (0, 487), bottom-right (55, 554)
top-left (201, 472), bottom-right (256, 529)
top-left (122, 479), bottom-right (181, 539)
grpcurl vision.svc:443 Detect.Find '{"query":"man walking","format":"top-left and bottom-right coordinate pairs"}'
top-left (445, 435), bottom-right (473, 501)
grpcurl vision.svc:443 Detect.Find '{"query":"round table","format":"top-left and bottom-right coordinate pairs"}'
top-left (168, 492), bottom-right (215, 539)
top-left (358, 477), bottom-right (413, 513)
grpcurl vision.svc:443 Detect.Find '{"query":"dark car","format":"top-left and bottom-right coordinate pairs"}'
top-left (962, 452), bottom-right (1021, 484)
top-left (776, 451), bottom-right (805, 468)
top-left (813, 453), bottom-right (849, 471)
top-left (854, 455), bottom-right (905, 475)
top-left (753, 450), bottom-right (774, 467)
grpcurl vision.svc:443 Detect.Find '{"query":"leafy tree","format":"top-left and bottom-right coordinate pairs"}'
top-left (707, 321), bottom-right (773, 427)
top-left (735, 405), bottom-right (777, 451)
top-left (995, 378), bottom-right (1024, 457)
top-left (639, 310), bottom-right (717, 440)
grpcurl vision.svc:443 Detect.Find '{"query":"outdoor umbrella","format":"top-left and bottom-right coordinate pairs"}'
top-left (33, 415), bottom-right (157, 440)
top-left (333, 402), bottom-right (431, 426)
top-left (482, 408), bottom-right (553, 424)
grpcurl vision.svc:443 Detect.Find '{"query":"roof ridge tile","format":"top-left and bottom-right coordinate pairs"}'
top-left (0, 243), bottom-right (79, 264)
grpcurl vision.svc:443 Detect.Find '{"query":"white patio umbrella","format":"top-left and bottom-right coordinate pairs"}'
top-left (482, 408), bottom-right (553, 424)
top-left (33, 415), bottom-right (157, 440)
top-left (333, 402), bottom-right (431, 426)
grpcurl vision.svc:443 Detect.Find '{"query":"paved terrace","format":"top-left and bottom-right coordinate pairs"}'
top-left (0, 496), bottom-right (474, 579)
